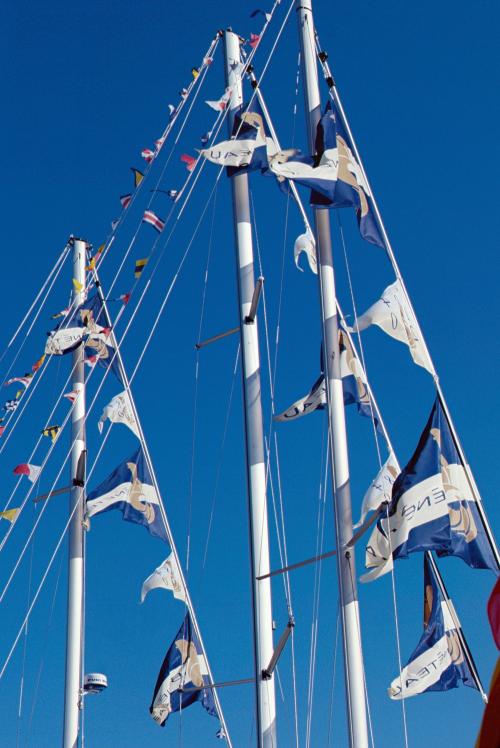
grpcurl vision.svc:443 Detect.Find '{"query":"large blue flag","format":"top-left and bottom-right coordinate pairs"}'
top-left (363, 397), bottom-right (498, 581)
top-left (150, 613), bottom-right (216, 726)
top-left (389, 555), bottom-right (477, 699)
top-left (269, 101), bottom-right (384, 247)
top-left (86, 446), bottom-right (167, 541)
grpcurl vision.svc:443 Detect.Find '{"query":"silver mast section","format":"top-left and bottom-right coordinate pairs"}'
top-left (62, 237), bottom-right (86, 748)
top-left (223, 29), bottom-right (277, 748)
top-left (296, 3), bottom-right (369, 747)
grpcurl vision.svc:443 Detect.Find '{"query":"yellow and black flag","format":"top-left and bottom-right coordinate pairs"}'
top-left (191, 67), bottom-right (199, 79)
top-left (134, 258), bottom-right (148, 279)
top-left (131, 168), bottom-right (144, 188)
top-left (41, 424), bottom-right (60, 443)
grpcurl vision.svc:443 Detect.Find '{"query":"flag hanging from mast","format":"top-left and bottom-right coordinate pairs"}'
top-left (354, 451), bottom-right (399, 529)
top-left (4, 373), bottom-right (34, 388)
top-left (41, 424), bottom-right (60, 443)
top-left (131, 167), bottom-right (144, 187)
top-left (141, 552), bottom-right (186, 603)
top-left (120, 194), bottom-right (132, 209)
top-left (134, 258), bottom-right (148, 278)
top-left (97, 390), bottom-right (139, 438)
top-left (13, 463), bottom-right (42, 483)
top-left (142, 211), bottom-right (165, 233)
top-left (0, 508), bottom-right (20, 523)
top-left (150, 613), bottom-right (216, 726)
top-left (362, 397), bottom-right (498, 582)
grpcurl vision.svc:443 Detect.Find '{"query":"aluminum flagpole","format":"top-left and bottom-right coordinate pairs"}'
top-left (296, 3), bottom-right (369, 747)
top-left (62, 236), bottom-right (86, 748)
top-left (223, 29), bottom-right (277, 748)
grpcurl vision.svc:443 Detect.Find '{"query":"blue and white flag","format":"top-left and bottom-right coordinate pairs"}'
top-left (275, 331), bottom-right (381, 431)
top-left (45, 293), bottom-right (107, 356)
top-left (86, 446), bottom-right (166, 541)
top-left (363, 398), bottom-right (498, 581)
top-left (150, 613), bottom-right (216, 726)
top-left (269, 101), bottom-right (384, 247)
top-left (389, 555), bottom-right (477, 699)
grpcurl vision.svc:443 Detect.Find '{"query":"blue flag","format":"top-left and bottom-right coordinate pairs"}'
top-left (150, 613), bottom-right (216, 726)
top-left (363, 397), bottom-right (498, 581)
top-left (389, 555), bottom-right (477, 698)
top-left (45, 293), bottom-right (108, 356)
top-left (86, 446), bottom-right (167, 541)
top-left (269, 101), bottom-right (384, 247)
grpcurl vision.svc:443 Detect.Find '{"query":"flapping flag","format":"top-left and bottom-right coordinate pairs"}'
top-left (348, 279), bottom-right (434, 374)
top-left (142, 210), bottom-right (165, 233)
top-left (13, 463), bottom-right (42, 483)
top-left (134, 258), bottom-right (148, 278)
top-left (179, 88), bottom-right (188, 100)
top-left (72, 278), bottom-right (83, 294)
top-left (0, 508), bottom-right (20, 523)
top-left (389, 555), bottom-right (477, 699)
top-left (141, 552), bottom-right (186, 603)
top-left (63, 390), bottom-right (79, 404)
top-left (354, 452), bottom-right (399, 529)
top-left (131, 167), bottom-right (144, 187)
top-left (4, 400), bottom-right (19, 412)
top-left (120, 194), bottom-right (132, 209)
top-left (362, 397), bottom-right (498, 582)
top-left (98, 390), bottom-right (139, 438)
top-left (487, 577), bottom-right (500, 649)
top-left (249, 33), bottom-right (260, 49)
top-left (95, 243), bottom-right (106, 259)
top-left (141, 149), bottom-right (155, 163)
top-left (191, 67), bottom-right (199, 79)
top-left (294, 229), bottom-right (317, 274)
top-left (250, 8), bottom-right (271, 21)
top-left (85, 257), bottom-right (96, 271)
top-left (475, 658), bottom-right (500, 748)
top-left (155, 136), bottom-right (165, 152)
top-left (111, 218), bottom-right (119, 231)
top-left (119, 292), bottom-right (131, 305)
top-left (269, 100), bottom-right (384, 247)
top-left (150, 613), bottom-right (216, 726)
top-left (45, 292), bottom-right (109, 356)
top-left (86, 446), bottom-right (166, 540)
top-left (205, 88), bottom-right (231, 111)
top-left (41, 424), bottom-right (60, 443)
top-left (32, 354), bottom-right (46, 372)
top-left (180, 153), bottom-right (196, 172)
top-left (0, 425), bottom-right (5, 437)
top-left (4, 373), bottom-right (33, 388)
top-left (274, 373), bottom-right (326, 421)
top-left (201, 99), bottom-right (278, 172)
top-left (168, 104), bottom-right (175, 119)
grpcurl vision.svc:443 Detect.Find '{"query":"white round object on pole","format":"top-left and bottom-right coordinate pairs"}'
top-left (83, 673), bottom-right (108, 694)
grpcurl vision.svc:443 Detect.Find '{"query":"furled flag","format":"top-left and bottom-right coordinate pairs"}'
top-left (487, 576), bottom-right (500, 649)
top-left (4, 373), bottom-right (33, 388)
top-left (275, 331), bottom-right (380, 431)
top-left (86, 446), bottom-right (166, 540)
top-left (134, 258), bottom-right (148, 279)
top-left (354, 451), bottom-right (399, 529)
top-left (150, 613), bottom-right (216, 726)
top-left (51, 307), bottom-right (70, 319)
top-left (180, 153), bottom-right (196, 172)
top-left (269, 100), bottom-right (384, 247)
top-left (72, 278), bottom-right (83, 294)
top-left (362, 397), bottom-right (498, 582)
top-left (32, 354), bottom-right (46, 372)
top-left (141, 148), bottom-right (155, 163)
top-left (250, 8), bottom-right (271, 21)
top-left (0, 508), bottom-right (20, 523)
top-left (348, 279), bottom-right (434, 374)
top-left (98, 390), bottom-right (139, 438)
top-left (63, 390), bottom-right (79, 404)
top-left (201, 98), bottom-right (278, 172)
top-left (45, 292), bottom-right (110, 356)
top-left (293, 228), bottom-right (317, 274)
top-left (191, 67), bottom-right (199, 79)
top-left (4, 400), bottom-right (19, 412)
top-left (142, 210), bottom-right (165, 233)
top-left (249, 33), bottom-right (260, 49)
top-left (41, 424), bottom-right (60, 443)
top-left (388, 555), bottom-right (477, 699)
top-left (205, 88), bottom-right (231, 112)
top-left (131, 167), bottom-right (144, 188)
top-left (120, 194), bottom-right (132, 209)
top-left (13, 463), bottom-right (42, 483)
top-left (111, 218), bottom-right (119, 231)
top-left (475, 658), bottom-right (500, 748)
top-left (141, 552), bottom-right (186, 603)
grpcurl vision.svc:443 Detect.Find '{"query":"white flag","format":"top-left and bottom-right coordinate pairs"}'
top-left (141, 553), bottom-right (186, 603)
top-left (97, 390), bottom-right (139, 438)
top-left (294, 229), bottom-right (317, 274)
top-left (354, 452), bottom-right (399, 528)
top-left (205, 87), bottom-right (231, 111)
top-left (348, 280), bottom-right (434, 374)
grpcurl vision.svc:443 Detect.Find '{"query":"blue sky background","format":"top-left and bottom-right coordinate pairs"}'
top-left (1, 1), bottom-right (499, 746)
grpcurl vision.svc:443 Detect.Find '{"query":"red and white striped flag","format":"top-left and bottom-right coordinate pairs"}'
top-left (249, 33), bottom-right (260, 49)
top-left (63, 390), bottom-right (79, 404)
top-left (155, 136), bottom-right (165, 151)
top-left (141, 148), bottom-right (155, 163)
top-left (120, 194), bottom-right (132, 209)
top-left (142, 210), bottom-right (165, 233)
top-left (180, 153), bottom-right (196, 172)
top-left (13, 463), bottom-right (42, 483)
top-left (4, 374), bottom-right (33, 388)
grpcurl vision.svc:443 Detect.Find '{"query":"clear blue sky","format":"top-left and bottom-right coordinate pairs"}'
top-left (1, 1), bottom-right (499, 746)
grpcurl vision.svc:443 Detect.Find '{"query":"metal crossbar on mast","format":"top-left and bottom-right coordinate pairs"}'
top-left (223, 29), bottom-right (277, 748)
top-left (295, 2), bottom-right (369, 747)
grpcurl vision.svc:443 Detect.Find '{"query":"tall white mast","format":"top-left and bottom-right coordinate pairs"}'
top-left (223, 30), bottom-right (277, 748)
top-left (295, 3), bottom-right (369, 747)
top-left (62, 236), bottom-right (86, 748)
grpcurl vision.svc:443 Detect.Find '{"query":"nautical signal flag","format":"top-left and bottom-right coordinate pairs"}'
top-left (250, 8), bottom-right (271, 21)
top-left (32, 354), bottom-right (46, 372)
top-left (0, 508), bottom-right (20, 523)
top-left (4, 374), bottom-right (33, 388)
top-left (155, 136), bottom-right (165, 152)
top-left (111, 219), bottom-right (119, 231)
top-left (63, 390), bottom-right (79, 404)
top-left (191, 67), bottom-right (199, 79)
top-left (249, 33), bottom-right (260, 49)
top-left (13, 463), bottom-right (42, 483)
top-left (142, 210), bottom-right (165, 233)
top-left (180, 153), bottom-right (196, 172)
top-left (134, 258), bottom-right (148, 279)
top-left (119, 293), bottom-right (131, 305)
top-left (41, 425), bottom-right (60, 443)
top-left (120, 194), bottom-right (132, 209)
top-left (4, 400), bottom-right (19, 412)
top-left (95, 243), bottom-right (105, 258)
top-left (72, 278), bottom-right (83, 294)
top-left (131, 168), bottom-right (144, 188)
top-left (487, 576), bottom-right (500, 649)
top-left (141, 149), bottom-right (155, 163)
top-left (206, 88), bottom-right (231, 112)
top-left (150, 613), bottom-right (216, 726)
